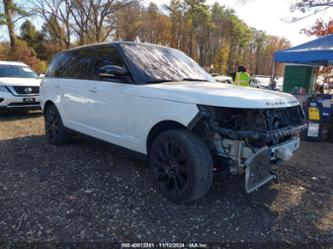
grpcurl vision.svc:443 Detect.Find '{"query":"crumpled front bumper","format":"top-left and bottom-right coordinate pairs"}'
top-left (244, 137), bottom-right (300, 193)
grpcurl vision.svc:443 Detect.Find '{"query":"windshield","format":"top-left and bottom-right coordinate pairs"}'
top-left (121, 44), bottom-right (214, 84)
top-left (0, 65), bottom-right (38, 78)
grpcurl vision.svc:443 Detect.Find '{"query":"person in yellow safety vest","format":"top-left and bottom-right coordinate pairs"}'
top-left (233, 66), bottom-right (251, 87)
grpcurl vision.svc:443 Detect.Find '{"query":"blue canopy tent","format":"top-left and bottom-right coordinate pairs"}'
top-left (274, 35), bottom-right (333, 141)
top-left (270, 35), bottom-right (333, 93)
top-left (274, 34), bottom-right (333, 65)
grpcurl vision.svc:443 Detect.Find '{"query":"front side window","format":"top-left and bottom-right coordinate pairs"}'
top-left (91, 46), bottom-right (131, 83)
top-left (0, 65), bottom-right (38, 78)
top-left (121, 43), bottom-right (213, 84)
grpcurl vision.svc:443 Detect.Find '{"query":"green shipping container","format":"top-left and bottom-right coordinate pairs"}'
top-left (283, 65), bottom-right (316, 94)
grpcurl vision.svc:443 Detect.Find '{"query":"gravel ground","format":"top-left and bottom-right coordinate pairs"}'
top-left (0, 111), bottom-right (332, 247)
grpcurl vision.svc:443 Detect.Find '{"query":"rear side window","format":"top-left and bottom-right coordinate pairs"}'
top-left (46, 45), bottom-right (131, 83)
top-left (46, 50), bottom-right (93, 79)
top-left (62, 51), bottom-right (93, 79)
top-left (46, 52), bottom-right (71, 78)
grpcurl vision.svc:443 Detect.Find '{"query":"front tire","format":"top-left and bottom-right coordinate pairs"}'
top-left (44, 104), bottom-right (70, 145)
top-left (149, 130), bottom-right (213, 204)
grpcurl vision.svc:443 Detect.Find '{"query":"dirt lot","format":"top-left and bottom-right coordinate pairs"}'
top-left (0, 111), bottom-right (332, 247)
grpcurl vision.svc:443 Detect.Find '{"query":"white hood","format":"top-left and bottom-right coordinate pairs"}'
top-left (138, 81), bottom-right (299, 109)
top-left (0, 77), bottom-right (41, 87)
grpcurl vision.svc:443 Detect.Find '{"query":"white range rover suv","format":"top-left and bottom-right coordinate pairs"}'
top-left (0, 61), bottom-right (41, 110)
top-left (40, 42), bottom-right (307, 203)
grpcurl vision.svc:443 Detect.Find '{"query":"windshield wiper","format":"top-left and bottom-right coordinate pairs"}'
top-left (182, 78), bottom-right (207, 82)
top-left (146, 78), bottom-right (208, 84)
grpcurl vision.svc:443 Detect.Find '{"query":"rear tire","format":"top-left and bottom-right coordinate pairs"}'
top-left (44, 104), bottom-right (70, 145)
top-left (149, 129), bottom-right (213, 204)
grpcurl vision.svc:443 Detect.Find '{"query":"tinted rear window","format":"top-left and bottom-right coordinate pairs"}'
top-left (46, 46), bottom-right (129, 83)
top-left (46, 51), bottom-right (93, 79)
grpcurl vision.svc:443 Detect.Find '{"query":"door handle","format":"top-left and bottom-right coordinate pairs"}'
top-left (55, 85), bottom-right (60, 88)
top-left (89, 88), bottom-right (97, 93)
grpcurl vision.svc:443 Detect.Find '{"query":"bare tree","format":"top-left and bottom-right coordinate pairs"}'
top-left (292, 0), bottom-right (333, 12)
top-left (290, 0), bottom-right (333, 22)
top-left (31, 0), bottom-right (72, 48)
top-left (68, 0), bottom-right (137, 44)
top-left (31, 0), bottom-right (137, 46)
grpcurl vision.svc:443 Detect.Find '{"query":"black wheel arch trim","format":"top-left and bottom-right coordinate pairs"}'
top-left (146, 120), bottom-right (187, 154)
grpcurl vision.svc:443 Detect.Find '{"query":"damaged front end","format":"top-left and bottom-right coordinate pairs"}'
top-left (189, 105), bottom-right (307, 193)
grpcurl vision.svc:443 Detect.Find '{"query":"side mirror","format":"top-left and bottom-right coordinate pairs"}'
top-left (39, 74), bottom-right (45, 79)
top-left (98, 65), bottom-right (127, 78)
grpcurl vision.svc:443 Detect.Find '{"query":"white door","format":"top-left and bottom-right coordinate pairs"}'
top-left (50, 50), bottom-right (95, 131)
top-left (80, 45), bottom-right (140, 150)
top-left (85, 80), bottom-right (138, 149)
top-left (58, 78), bottom-right (94, 130)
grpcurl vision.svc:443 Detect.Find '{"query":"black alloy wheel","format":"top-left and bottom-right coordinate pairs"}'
top-left (153, 140), bottom-right (189, 195)
top-left (44, 105), bottom-right (70, 145)
top-left (150, 130), bottom-right (213, 204)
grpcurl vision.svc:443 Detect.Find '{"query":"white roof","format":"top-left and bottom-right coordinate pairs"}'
top-left (0, 61), bottom-right (28, 66)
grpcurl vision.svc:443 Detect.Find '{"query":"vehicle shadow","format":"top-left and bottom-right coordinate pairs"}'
top-left (0, 110), bottom-right (42, 121)
top-left (0, 135), bottom-right (331, 245)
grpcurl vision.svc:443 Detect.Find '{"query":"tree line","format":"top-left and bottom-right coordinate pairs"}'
top-left (0, 0), bottom-right (291, 75)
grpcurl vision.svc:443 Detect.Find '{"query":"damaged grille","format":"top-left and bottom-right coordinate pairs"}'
top-left (214, 106), bottom-right (305, 132)
top-left (193, 105), bottom-right (307, 146)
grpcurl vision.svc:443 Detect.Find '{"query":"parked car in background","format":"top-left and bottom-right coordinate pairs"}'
top-left (250, 75), bottom-right (271, 89)
top-left (41, 42), bottom-right (307, 203)
top-left (0, 61), bottom-right (41, 110)
top-left (212, 74), bottom-right (233, 84)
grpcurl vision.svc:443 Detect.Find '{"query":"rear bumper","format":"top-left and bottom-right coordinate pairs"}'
top-left (0, 91), bottom-right (41, 110)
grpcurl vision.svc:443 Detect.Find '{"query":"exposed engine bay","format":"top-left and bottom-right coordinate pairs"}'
top-left (189, 105), bottom-right (307, 193)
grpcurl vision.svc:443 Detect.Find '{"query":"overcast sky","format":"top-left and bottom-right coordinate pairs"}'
top-left (148, 0), bottom-right (333, 46)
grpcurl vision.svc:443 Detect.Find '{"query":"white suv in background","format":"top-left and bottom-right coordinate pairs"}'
top-left (250, 75), bottom-right (271, 89)
top-left (40, 42), bottom-right (307, 203)
top-left (212, 74), bottom-right (233, 84)
top-left (0, 61), bottom-right (41, 110)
